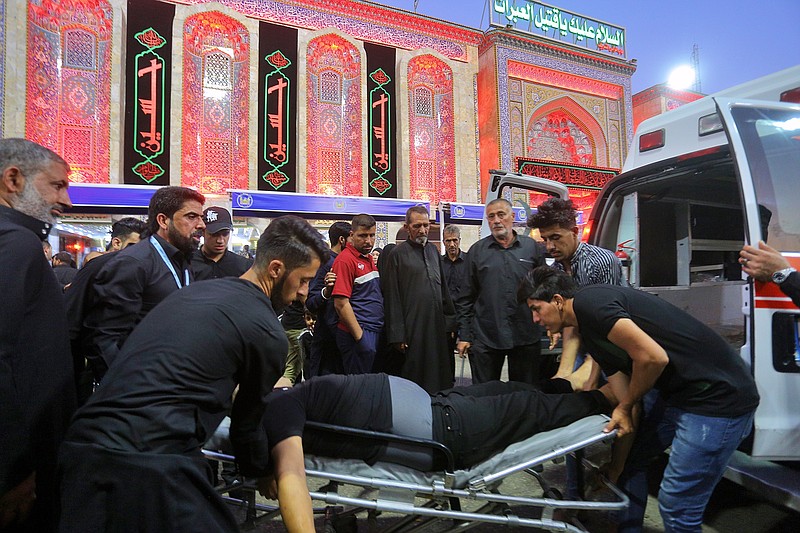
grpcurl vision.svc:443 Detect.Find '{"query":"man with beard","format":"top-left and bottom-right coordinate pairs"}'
top-left (382, 206), bottom-right (455, 393)
top-left (455, 199), bottom-right (547, 384)
top-left (82, 186), bottom-right (206, 382)
top-left (0, 138), bottom-right (75, 532)
top-left (59, 215), bottom-right (328, 533)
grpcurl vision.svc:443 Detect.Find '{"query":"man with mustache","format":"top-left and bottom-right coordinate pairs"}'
top-left (382, 205), bottom-right (455, 393)
top-left (59, 215), bottom-right (328, 533)
top-left (82, 186), bottom-right (206, 382)
top-left (0, 138), bottom-right (75, 532)
top-left (455, 198), bottom-right (547, 384)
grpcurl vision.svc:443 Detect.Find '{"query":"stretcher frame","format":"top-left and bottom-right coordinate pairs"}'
top-left (203, 414), bottom-right (628, 532)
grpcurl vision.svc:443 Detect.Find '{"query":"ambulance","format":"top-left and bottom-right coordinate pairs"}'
top-left (490, 65), bottom-right (800, 507)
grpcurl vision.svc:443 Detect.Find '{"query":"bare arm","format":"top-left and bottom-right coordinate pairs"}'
top-left (269, 437), bottom-right (314, 532)
top-left (603, 318), bottom-right (668, 437)
top-left (334, 296), bottom-right (362, 340)
top-left (555, 326), bottom-right (581, 378)
top-left (604, 372), bottom-right (640, 482)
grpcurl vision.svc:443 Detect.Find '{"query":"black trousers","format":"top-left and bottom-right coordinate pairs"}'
top-left (431, 380), bottom-right (608, 469)
top-left (468, 340), bottom-right (542, 385)
top-left (58, 442), bottom-right (239, 533)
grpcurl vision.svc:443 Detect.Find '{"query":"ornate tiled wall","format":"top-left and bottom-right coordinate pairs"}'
top-left (172, 2), bottom-right (260, 191)
top-left (494, 40), bottom-right (633, 174)
top-left (181, 10), bottom-right (250, 194)
top-left (26, 0), bottom-right (114, 183)
top-left (406, 53), bottom-right (455, 206)
top-left (304, 31), bottom-right (363, 196)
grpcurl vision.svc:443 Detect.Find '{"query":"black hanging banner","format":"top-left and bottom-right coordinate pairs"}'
top-left (258, 21), bottom-right (298, 192)
top-left (365, 43), bottom-right (397, 198)
top-left (123, 0), bottom-right (174, 186)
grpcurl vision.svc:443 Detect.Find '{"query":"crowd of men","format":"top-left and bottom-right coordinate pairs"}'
top-left (0, 137), bottom-right (790, 533)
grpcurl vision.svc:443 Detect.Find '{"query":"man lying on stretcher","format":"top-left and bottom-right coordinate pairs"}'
top-left (259, 373), bottom-right (617, 532)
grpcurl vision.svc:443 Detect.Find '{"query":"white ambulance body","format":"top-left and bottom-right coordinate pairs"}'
top-left (588, 66), bottom-right (800, 465)
top-left (489, 66), bottom-right (800, 507)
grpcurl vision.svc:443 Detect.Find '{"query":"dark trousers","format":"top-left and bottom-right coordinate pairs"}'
top-left (59, 442), bottom-right (239, 533)
top-left (335, 328), bottom-right (379, 374)
top-left (431, 380), bottom-right (608, 469)
top-left (468, 340), bottom-right (541, 384)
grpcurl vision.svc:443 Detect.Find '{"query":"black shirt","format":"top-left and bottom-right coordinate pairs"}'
top-left (66, 278), bottom-right (286, 477)
top-left (53, 263), bottom-right (78, 289)
top-left (191, 248), bottom-right (252, 281)
top-left (0, 205), bottom-right (76, 525)
top-left (82, 234), bottom-right (193, 378)
top-left (307, 253), bottom-right (337, 330)
top-left (441, 250), bottom-right (469, 303)
top-left (573, 285), bottom-right (760, 417)
top-left (455, 232), bottom-right (545, 349)
top-left (264, 374), bottom-right (392, 465)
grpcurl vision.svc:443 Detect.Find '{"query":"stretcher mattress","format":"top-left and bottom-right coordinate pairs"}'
top-left (206, 414), bottom-right (612, 490)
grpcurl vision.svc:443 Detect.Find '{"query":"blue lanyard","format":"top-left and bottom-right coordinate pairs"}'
top-left (151, 237), bottom-right (189, 288)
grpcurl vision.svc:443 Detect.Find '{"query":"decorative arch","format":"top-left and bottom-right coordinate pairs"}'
top-left (306, 33), bottom-right (362, 196)
top-left (526, 96), bottom-right (607, 167)
top-left (182, 10), bottom-right (250, 194)
top-left (26, 0), bottom-right (113, 183)
top-left (407, 54), bottom-right (455, 205)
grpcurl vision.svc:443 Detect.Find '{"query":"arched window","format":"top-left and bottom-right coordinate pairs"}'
top-left (319, 70), bottom-right (342, 104)
top-left (64, 29), bottom-right (96, 70)
top-left (414, 86), bottom-right (432, 117)
top-left (203, 51), bottom-right (232, 90)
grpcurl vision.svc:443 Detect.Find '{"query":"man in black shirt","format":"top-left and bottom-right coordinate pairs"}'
top-left (82, 186), bottom-right (206, 381)
top-left (455, 199), bottom-right (546, 384)
top-left (51, 251), bottom-right (78, 289)
top-left (305, 221), bottom-right (351, 377)
top-left (59, 215), bottom-right (329, 533)
top-left (520, 267), bottom-right (760, 532)
top-left (192, 206), bottom-right (252, 280)
top-left (64, 217), bottom-right (146, 404)
top-left (441, 224), bottom-right (468, 380)
top-left (0, 138), bottom-right (75, 532)
top-left (260, 373), bottom-right (614, 529)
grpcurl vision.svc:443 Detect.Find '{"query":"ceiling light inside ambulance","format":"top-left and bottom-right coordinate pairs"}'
top-left (698, 113), bottom-right (723, 136)
top-left (639, 129), bottom-right (665, 152)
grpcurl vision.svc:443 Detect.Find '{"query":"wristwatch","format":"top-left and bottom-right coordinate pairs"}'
top-left (771, 267), bottom-right (796, 284)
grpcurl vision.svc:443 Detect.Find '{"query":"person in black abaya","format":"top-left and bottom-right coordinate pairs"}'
top-left (382, 206), bottom-right (455, 393)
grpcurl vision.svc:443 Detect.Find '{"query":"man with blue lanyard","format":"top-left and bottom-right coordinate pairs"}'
top-left (82, 186), bottom-right (205, 382)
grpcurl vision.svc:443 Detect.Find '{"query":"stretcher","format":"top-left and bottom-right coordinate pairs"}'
top-left (203, 414), bottom-right (628, 532)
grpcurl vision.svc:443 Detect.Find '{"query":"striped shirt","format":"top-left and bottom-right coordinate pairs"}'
top-left (553, 242), bottom-right (627, 288)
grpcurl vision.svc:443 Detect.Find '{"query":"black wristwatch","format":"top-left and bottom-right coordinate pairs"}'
top-left (771, 267), bottom-right (796, 285)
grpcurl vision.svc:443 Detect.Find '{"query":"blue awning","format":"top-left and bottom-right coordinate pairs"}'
top-left (66, 183), bottom-right (157, 214)
top-left (230, 189), bottom-right (429, 221)
top-left (65, 184), bottom-right (430, 222)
